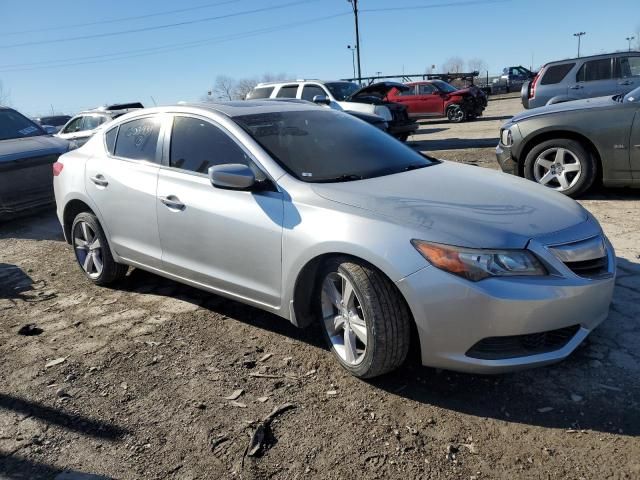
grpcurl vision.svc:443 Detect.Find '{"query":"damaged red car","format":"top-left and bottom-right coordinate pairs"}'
top-left (387, 80), bottom-right (487, 123)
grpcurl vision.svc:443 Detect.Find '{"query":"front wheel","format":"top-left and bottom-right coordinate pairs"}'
top-left (523, 138), bottom-right (596, 198)
top-left (71, 212), bottom-right (128, 285)
top-left (317, 257), bottom-right (411, 378)
top-left (446, 104), bottom-right (466, 123)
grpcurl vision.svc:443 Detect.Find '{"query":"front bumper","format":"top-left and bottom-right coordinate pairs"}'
top-left (495, 143), bottom-right (518, 175)
top-left (388, 121), bottom-right (419, 137)
top-left (396, 234), bottom-right (616, 374)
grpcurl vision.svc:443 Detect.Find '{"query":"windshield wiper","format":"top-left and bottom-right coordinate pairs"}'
top-left (315, 174), bottom-right (364, 183)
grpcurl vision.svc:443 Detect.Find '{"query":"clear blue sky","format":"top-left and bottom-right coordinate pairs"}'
top-left (1, 0), bottom-right (638, 116)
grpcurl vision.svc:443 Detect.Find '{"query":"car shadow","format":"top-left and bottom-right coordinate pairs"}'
top-left (0, 453), bottom-right (111, 480)
top-left (409, 137), bottom-right (500, 150)
top-left (582, 186), bottom-right (640, 201)
top-left (0, 263), bottom-right (57, 305)
top-left (0, 210), bottom-right (63, 242)
top-left (113, 255), bottom-right (639, 437)
top-left (0, 393), bottom-right (130, 441)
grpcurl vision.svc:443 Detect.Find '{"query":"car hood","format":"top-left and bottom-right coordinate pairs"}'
top-left (0, 135), bottom-right (68, 163)
top-left (512, 95), bottom-right (618, 122)
top-left (311, 161), bottom-right (588, 249)
top-left (348, 82), bottom-right (409, 100)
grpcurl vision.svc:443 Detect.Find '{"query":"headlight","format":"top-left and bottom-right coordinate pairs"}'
top-left (411, 240), bottom-right (547, 281)
top-left (374, 105), bottom-right (393, 121)
top-left (500, 128), bottom-right (513, 146)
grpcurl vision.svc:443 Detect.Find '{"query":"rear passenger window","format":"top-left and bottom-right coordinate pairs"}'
top-left (617, 56), bottom-right (640, 78)
top-left (276, 85), bottom-right (299, 98)
top-left (540, 63), bottom-right (575, 85)
top-left (105, 127), bottom-right (118, 155)
top-left (170, 116), bottom-right (253, 174)
top-left (576, 59), bottom-right (612, 82)
top-left (114, 117), bottom-right (161, 162)
top-left (247, 87), bottom-right (274, 99)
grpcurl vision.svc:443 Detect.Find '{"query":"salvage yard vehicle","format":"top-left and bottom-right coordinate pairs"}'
top-left (497, 86), bottom-right (640, 197)
top-left (54, 101), bottom-right (615, 378)
top-left (0, 106), bottom-right (69, 221)
top-left (247, 80), bottom-right (418, 141)
top-left (522, 51), bottom-right (640, 109)
top-left (56, 102), bottom-right (143, 147)
top-left (387, 80), bottom-right (487, 122)
top-left (34, 115), bottom-right (72, 133)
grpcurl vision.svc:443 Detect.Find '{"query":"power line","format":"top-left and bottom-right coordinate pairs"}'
top-left (0, 0), bottom-right (320, 49)
top-left (362, 0), bottom-right (511, 12)
top-left (0, 0), bottom-right (242, 37)
top-left (0, 12), bottom-right (351, 73)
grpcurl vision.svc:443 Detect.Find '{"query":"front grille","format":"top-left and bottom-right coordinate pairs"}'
top-left (466, 325), bottom-right (580, 360)
top-left (564, 256), bottom-right (609, 279)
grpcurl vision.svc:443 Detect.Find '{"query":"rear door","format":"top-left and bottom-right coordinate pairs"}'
top-left (156, 114), bottom-right (284, 307)
top-left (84, 114), bottom-right (164, 268)
top-left (570, 57), bottom-right (616, 100)
top-left (388, 85), bottom-right (418, 115)
top-left (615, 55), bottom-right (640, 94)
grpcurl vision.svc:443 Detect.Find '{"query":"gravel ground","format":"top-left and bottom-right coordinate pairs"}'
top-left (1, 98), bottom-right (639, 480)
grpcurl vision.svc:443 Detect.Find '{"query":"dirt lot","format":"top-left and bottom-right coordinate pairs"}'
top-left (1, 97), bottom-right (639, 480)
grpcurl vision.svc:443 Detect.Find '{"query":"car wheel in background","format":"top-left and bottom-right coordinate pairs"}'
top-left (446, 104), bottom-right (466, 123)
top-left (317, 257), bottom-right (411, 378)
top-left (523, 138), bottom-right (596, 198)
top-left (71, 212), bottom-right (128, 285)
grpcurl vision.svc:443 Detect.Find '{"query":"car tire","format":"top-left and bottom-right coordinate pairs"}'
top-left (523, 138), bottom-right (596, 198)
top-left (316, 257), bottom-right (411, 378)
top-left (71, 212), bottom-right (128, 286)
top-left (446, 105), bottom-right (466, 123)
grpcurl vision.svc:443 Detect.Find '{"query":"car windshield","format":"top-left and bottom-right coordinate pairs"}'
top-left (432, 80), bottom-right (458, 93)
top-left (325, 82), bottom-right (360, 101)
top-left (0, 109), bottom-right (45, 141)
top-left (235, 109), bottom-right (434, 183)
top-left (623, 86), bottom-right (640, 103)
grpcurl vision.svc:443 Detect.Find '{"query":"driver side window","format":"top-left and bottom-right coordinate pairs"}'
top-left (169, 116), bottom-right (266, 181)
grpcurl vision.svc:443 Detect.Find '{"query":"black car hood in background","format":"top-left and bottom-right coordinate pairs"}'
top-left (347, 82), bottom-right (409, 100)
top-left (0, 135), bottom-right (68, 168)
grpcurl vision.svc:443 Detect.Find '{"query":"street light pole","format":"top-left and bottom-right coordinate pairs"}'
top-left (347, 45), bottom-right (357, 79)
top-left (626, 36), bottom-right (636, 52)
top-left (573, 32), bottom-right (585, 57)
top-left (348, 0), bottom-right (362, 84)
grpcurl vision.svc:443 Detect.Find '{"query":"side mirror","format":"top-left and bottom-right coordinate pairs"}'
top-left (312, 95), bottom-right (331, 106)
top-left (43, 125), bottom-right (57, 134)
top-left (209, 163), bottom-right (256, 190)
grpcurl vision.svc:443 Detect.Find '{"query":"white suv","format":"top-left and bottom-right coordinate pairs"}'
top-left (247, 80), bottom-right (418, 141)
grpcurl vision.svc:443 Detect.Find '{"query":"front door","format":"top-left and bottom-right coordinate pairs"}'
top-left (415, 83), bottom-right (445, 115)
top-left (84, 115), bottom-right (163, 268)
top-left (156, 115), bottom-right (284, 307)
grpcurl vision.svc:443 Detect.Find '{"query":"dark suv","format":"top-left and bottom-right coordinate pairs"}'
top-left (522, 51), bottom-right (640, 109)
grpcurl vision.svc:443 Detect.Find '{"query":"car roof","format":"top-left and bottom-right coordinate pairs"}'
top-left (255, 79), bottom-right (350, 87)
top-left (545, 50), bottom-right (640, 66)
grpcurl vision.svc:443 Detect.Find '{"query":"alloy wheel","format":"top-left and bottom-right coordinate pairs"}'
top-left (533, 147), bottom-right (582, 192)
top-left (320, 272), bottom-right (368, 366)
top-left (73, 221), bottom-right (103, 279)
top-left (447, 105), bottom-right (465, 122)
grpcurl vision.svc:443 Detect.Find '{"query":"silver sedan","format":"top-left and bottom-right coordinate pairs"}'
top-left (53, 101), bottom-right (615, 378)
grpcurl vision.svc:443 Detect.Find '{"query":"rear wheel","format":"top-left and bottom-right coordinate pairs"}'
top-left (317, 257), bottom-right (411, 378)
top-left (446, 104), bottom-right (466, 123)
top-left (523, 138), bottom-right (596, 198)
top-left (71, 212), bottom-right (127, 285)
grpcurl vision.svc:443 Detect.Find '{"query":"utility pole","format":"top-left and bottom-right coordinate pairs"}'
top-left (573, 32), bottom-right (585, 58)
top-left (348, 0), bottom-right (362, 84)
top-left (347, 45), bottom-right (357, 79)
top-left (626, 36), bottom-right (636, 52)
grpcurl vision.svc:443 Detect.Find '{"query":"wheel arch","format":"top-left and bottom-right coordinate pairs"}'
top-left (62, 199), bottom-right (95, 244)
top-left (517, 130), bottom-right (602, 180)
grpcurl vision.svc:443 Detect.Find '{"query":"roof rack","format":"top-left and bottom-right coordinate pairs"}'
top-left (93, 102), bottom-right (144, 112)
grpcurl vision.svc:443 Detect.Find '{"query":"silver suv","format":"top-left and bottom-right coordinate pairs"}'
top-left (522, 51), bottom-right (640, 109)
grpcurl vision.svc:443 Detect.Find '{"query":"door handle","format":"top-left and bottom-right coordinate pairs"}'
top-left (89, 175), bottom-right (108, 187)
top-left (569, 85), bottom-right (583, 90)
top-left (159, 195), bottom-right (185, 211)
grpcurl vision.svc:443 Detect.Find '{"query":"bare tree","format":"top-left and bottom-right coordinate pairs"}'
top-left (442, 57), bottom-right (465, 74)
top-left (234, 77), bottom-right (259, 100)
top-left (467, 58), bottom-right (488, 74)
top-left (0, 80), bottom-right (10, 105)
top-left (204, 73), bottom-right (292, 101)
top-left (208, 75), bottom-right (237, 101)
